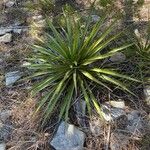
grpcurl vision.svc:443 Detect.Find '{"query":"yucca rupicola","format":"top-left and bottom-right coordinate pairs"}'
top-left (25, 12), bottom-right (139, 124)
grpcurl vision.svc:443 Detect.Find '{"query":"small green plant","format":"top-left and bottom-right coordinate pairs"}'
top-left (25, 12), bottom-right (138, 124)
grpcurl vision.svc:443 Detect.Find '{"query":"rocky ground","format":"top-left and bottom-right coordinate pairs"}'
top-left (0, 0), bottom-right (150, 150)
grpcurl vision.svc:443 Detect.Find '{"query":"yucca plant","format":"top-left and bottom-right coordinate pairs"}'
top-left (134, 28), bottom-right (150, 62)
top-left (25, 12), bottom-right (139, 124)
top-left (133, 26), bottom-right (150, 80)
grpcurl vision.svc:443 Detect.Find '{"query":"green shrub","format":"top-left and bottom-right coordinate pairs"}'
top-left (25, 13), bottom-right (138, 124)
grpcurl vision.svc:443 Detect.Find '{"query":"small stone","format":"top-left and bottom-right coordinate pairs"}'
top-left (126, 110), bottom-right (144, 135)
top-left (127, 110), bottom-right (139, 121)
top-left (109, 52), bottom-right (126, 62)
top-left (134, 29), bottom-right (141, 38)
top-left (0, 121), bottom-right (12, 141)
top-left (13, 28), bottom-right (22, 34)
top-left (0, 143), bottom-right (6, 150)
top-left (91, 15), bottom-right (100, 22)
top-left (5, 1), bottom-right (15, 8)
top-left (0, 27), bottom-right (12, 36)
top-left (5, 71), bottom-right (21, 86)
top-left (144, 86), bottom-right (150, 105)
top-left (0, 110), bottom-right (11, 122)
top-left (50, 121), bottom-right (85, 150)
top-left (0, 33), bottom-right (12, 43)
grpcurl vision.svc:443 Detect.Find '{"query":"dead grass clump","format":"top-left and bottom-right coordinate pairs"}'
top-left (0, 88), bottom-right (28, 109)
top-left (11, 98), bottom-right (37, 128)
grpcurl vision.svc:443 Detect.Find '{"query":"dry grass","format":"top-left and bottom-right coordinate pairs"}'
top-left (0, 89), bottom-right (51, 150)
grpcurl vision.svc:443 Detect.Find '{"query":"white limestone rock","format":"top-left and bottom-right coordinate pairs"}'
top-left (105, 101), bottom-right (125, 109)
top-left (0, 33), bottom-right (12, 43)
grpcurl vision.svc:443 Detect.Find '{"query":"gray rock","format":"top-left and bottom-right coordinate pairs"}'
top-left (13, 28), bottom-right (22, 34)
top-left (0, 26), bottom-right (22, 35)
top-left (5, 1), bottom-right (15, 7)
top-left (109, 52), bottom-right (126, 62)
top-left (102, 105), bottom-right (125, 121)
top-left (5, 71), bottom-right (21, 86)
top-left (0, 33), bottom-right (12, 43)
top-left (50, 121), bottom-right (85, 150)
top-left (0, 143), bottom-right (6, 150)
top-left (0, 121), bottom-right (12, 141)
top-left (126, 110), bottom-right (144, 135)
top-left (144, 86), bottom-right (150, 105)
top-left (91, 15), bottom-right (100, 22)
top-left (0, 110), bottom-right (11, 122)
top-left (0, 27), bottom-right (12, 36)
